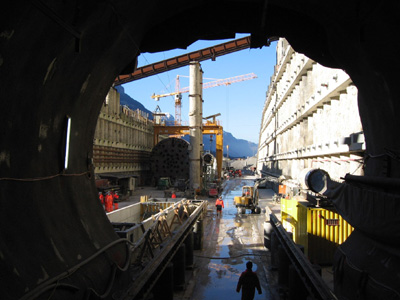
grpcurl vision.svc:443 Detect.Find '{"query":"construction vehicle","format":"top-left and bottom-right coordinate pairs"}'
top-left (157, 177), bottom-right (171, 190)
top-left (234, 185), bottom-right (261, 214)
top-left (207, 182), bottom-right (219, 197)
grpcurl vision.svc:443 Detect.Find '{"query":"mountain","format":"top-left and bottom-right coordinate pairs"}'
top-left (220, 131), bottom-right (258, 158)
top-left (184, 132), bottom-right (258, 158)
top-left (115, 86), bottom-right (154, 120)
top-left (115, 86), bottom-right (257, 157)
top-left (116, 85), bottom-right (176, 124)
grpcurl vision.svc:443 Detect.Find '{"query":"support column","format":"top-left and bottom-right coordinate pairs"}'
top-left (216, 127), bottom-right (223, 180)
top-left (193, 219), bottom-right (204, 250)
top-left (153, 263), bottom-right (174, 300)
top-left (270, 230), bottom-right (279, 270)
top-left (173, 244), bottom-right (186, 290)
top-left (189, 61), bottom-right (203, 191)
top-left (184, 230), bottom-right (194, 269)
top-left (278, 243), bottom-right (290, 287)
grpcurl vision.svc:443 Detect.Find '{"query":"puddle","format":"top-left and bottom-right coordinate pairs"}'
top-left (189, 178), bottom-right (273, 300)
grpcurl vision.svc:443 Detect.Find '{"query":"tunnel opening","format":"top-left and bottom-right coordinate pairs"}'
top-left (2, 1), bottom-right (400, 299)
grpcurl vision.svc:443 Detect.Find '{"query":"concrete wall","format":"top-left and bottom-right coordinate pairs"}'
top-left (93, 87), bottom-right (154, 181)
top-left (106, 201), bottom-right (184, 244)
top-left (257, 38), bottom-right (364, 183)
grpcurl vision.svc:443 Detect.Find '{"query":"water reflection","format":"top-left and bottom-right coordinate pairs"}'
top-left (188, 178), bottom-right (272, 300)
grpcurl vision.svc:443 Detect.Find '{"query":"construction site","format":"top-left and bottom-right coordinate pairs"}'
top-left (2, 2), bottom-right (400, 300)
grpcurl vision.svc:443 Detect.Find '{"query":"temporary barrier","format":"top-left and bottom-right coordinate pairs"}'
top-left (281, 197), bottom-right (353, 264)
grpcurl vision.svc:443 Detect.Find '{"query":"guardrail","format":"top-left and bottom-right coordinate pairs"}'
top-left (118, 199), bottom-right (207, 300)
top-left (269, 213), bottom-right (338, 300)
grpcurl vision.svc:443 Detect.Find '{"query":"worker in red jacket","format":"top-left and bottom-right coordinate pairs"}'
top-left (98, 192), bottom-right (104, 204)
top-left (113, 191), bottom-right (120, 210)
top-left (236, 261), bottom-right (262, 300)
top-left (105, 191), bottom-right (113, 212)
top-left (215, 197), bottom-right (224, 217)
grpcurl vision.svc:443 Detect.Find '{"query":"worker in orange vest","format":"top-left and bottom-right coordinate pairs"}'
top-left (105, 191), bottom-right (113, 212)
top-left (171, 191), bottom-right (177, 199)
top-left (113, 191), bottom-right (119, 210)
top-left (98, 192), bottom-right (104, 204)
top-left (215, 196), bottom-right (224, 217)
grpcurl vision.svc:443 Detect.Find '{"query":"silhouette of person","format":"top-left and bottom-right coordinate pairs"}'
top-left (236, 261), bottom-right (262, 300)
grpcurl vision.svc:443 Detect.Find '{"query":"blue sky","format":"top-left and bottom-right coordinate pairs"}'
top-left (121, 34), bottom-right (277, 144)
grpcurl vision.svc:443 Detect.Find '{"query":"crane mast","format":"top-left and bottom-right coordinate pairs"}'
top-left (152, 73), bottom-right (257, 125)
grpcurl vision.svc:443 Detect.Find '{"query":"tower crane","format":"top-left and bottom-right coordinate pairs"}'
top-left (151, 73), bottom-right (257, 125)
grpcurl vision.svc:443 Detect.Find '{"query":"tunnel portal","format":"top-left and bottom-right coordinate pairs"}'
top-left (1, 1), bottom-right (400, 299)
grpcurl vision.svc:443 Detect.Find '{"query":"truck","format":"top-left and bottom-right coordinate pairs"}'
top-left (234, 185), bottom-right (261, 214)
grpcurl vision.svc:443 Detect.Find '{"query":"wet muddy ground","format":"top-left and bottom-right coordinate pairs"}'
top-left (176, 176), bottom-right (280, 300)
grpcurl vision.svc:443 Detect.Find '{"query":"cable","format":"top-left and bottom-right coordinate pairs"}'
top-left (31, 0), bottom-right (81, 39)
top-left (384, 148), bottom-right (400, 162)
top-left (107, 1), bottom-right (171, 94)
top-left (21, 238), bottom-right (133, 300)
top-left (163, 52), bottom-right (172, 94)
top-left (46, 283), bottom-right (79, 300)
top-left (0, 171), bottom-right (90, 182)
top-left (84, 266), bottom-right (118, 300)
top-left (194, 253), bottom-right (268, 260)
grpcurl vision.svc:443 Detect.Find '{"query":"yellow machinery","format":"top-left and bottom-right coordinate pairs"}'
top-left (281, 197), bottom-right (354, 265)
top-left (234, 186), bottom-right (261, 214)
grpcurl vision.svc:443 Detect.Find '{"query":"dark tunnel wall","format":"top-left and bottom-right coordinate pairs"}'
top-left (1, 0), bottom-right (400, 299)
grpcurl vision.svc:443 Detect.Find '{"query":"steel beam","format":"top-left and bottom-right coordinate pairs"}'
top-left (114, 36), bottom-right (252, 85)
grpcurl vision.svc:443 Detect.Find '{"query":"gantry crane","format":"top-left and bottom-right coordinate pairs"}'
top-left (151, 73), bottom-right (257, 125)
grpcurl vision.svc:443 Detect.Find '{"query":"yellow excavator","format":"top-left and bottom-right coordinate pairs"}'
top-left (234, 185), bottom-right (261, 214)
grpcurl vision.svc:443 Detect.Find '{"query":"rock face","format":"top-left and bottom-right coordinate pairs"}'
top-left (184, 131), bottom-right (258, 158)
top-left (1, 1), bottom-right (400, 299)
